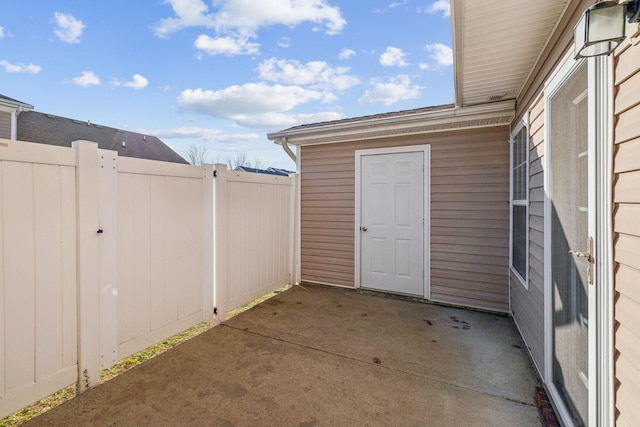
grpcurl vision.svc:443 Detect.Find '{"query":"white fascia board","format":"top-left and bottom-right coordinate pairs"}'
top-left (451, 0), bottom-right (465, 107)
top-left (268, 100), bottom-right (515, 146)
top-left (0, 101), bottom-right (34, 113)
top-left (0, 104), bottom-right (19, 113)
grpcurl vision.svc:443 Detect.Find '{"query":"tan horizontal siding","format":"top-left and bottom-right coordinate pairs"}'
top-left (432, 217), bottom-right (508, 230)
top-left (510, 270), bottom-right (544, 372)
top-left (432, 243), bottom-right (508, 257)
top-left (302, 192), bottom-right (352, 201)
top-left (431, 192), bottom-right (507, 203)
top-left (614, 71), bottom-right (640, 115)
top-left (510, 90), bottom-right (546, 377)
top-left (616, 103), bottom-right (640, 144)
top-left (300, 126), bottom-right (510, 311)
top-left (614, 137), bottom-right (640, 174)
top-left (302, 220), bottom-right (353, 230)
top-left (613, 39), bottom-right (640, 427)
top-left (431, 234), bottom-right (508, 248)
top-left (432, 209), bottom-right (508, 221)
top-left (431, 173), bottom-right (508, 185)
top-left (302, 207), bottom-right (353, 216)
top-left (0, 112), bottom-right (11, 139)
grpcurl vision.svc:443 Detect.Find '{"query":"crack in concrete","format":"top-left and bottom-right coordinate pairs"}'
top-left (222, 323), bottom-right (537, 409)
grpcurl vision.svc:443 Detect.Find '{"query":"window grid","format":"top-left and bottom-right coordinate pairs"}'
top-left (511, 123), bottom-right (529, 285)
top-left (512, 129), bottom-right (527, 201)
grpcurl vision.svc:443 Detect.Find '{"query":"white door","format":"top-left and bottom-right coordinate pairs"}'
top-left (358, 148), bottom-right (427, 296)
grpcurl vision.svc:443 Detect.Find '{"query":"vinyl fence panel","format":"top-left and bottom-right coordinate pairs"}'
top-left (114, 156), bottom-right (209, 361)
top-left (214, 166), bottom-right (295, 316)
top-left (0, 139), bottom-right (77, 417)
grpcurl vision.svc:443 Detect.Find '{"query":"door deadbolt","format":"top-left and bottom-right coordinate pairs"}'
top-left (360, 226), bottom-right (368, 232)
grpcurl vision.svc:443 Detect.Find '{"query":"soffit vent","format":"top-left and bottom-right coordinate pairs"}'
top-left (488, 92), bottom-right (507, 102)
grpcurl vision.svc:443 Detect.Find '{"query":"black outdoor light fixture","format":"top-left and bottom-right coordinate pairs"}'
top-left (574, 0), bottom-right (640, 58)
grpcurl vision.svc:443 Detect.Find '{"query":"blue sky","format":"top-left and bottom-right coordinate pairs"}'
top-left (1, 0), bottom-right (453, 169)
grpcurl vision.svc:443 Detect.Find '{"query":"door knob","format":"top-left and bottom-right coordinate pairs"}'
top-left (360, 226), bottom-right (368, 232)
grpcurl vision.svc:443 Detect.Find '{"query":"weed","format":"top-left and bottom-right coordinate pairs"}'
top-left (0, 321), bottom-right (213, 426)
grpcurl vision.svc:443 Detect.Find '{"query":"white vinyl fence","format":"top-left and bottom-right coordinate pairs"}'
top-left (0, 139), bottom-right (296, 418)
top-left (0, 141), bottom-right (78, 419)
top-left (214, 166), bottom-right (296, 316)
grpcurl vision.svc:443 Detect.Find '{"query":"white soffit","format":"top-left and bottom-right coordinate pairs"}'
top-left (452, 0), bottom-right (571, 107)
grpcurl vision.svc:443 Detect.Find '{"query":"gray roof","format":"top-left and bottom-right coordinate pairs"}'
top-left (272, 103), bottom-right (456, 134)
top-left (235, 166), bottom-right (293, 176)
top-left (17, 111), bottom-right (187, 164)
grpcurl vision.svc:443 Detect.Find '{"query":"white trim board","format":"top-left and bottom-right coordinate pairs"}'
top-left (268, 102), bottom-right (514, 147)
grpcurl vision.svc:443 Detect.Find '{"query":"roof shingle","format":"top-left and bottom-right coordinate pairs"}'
top-left (17, 111), bottom-right (187, 164)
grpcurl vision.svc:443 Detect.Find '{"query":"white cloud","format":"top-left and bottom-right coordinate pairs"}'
top-left (53, 12), bottom-right (85, 44)
top-left (388, 0), bottom-right (408, 9)
top-left (258, 57), bottom-right (359, 90)
top-left (214, 0), bottom-right (346, 35)
top-left (379, 46), bottom-right (408, 67)
top-left (278, 37), bottom-right (291, 48)
top-left (153, 0), bottom-right (215, 38)
top-left (425, 43), bottom-right (453, 67)
top-left (154, 0), bottom-right (346, 40)
top-left (72, 71), bottom-right (101, 87)
top-left (123, 74), bottom-right (149, 89)
top-left (194, 34), bottom-right (260, 56)
top-left (358, 75), bottom-right (422, 106)
top-left (178, 84), bottom-right (323, 115)
top-left (177, 84), bottom-right (340, 130)
top-left (232, 111), bottom-right (342, 130)
top-left (141, 127), bottom-right (260, 144)
top-left (423, 0), bottom-right (450, 18)
top-left (0, 27), bottom-right (4, 39)
top-left (374, 0), bottom-right (407, 13)
top-left (0, 60), bottom-right (41, 74)
top-left (338, 48), bottom-right (355, 60)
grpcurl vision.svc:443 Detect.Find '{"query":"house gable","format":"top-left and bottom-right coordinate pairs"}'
top-left (0, 94), bottom-right (34, 140)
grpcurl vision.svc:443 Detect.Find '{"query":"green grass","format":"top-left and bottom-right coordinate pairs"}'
top-left (100, 321), bottom-right (213, 382)
top-left (227, 287), bottom-right (287, 318)
top-left (0, 386), bottom-right (76, 427)
top-left (0, 321), bottom-right (213, 426)
top-left (0, 286), bottom-right (289, 426)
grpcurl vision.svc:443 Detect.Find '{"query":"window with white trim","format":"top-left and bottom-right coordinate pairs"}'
top-left (511, 121), bottom-right (529, 285)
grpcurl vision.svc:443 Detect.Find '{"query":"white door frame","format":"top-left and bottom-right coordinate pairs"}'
top-left (354, 145), bottom-right (431, 299)
top-left (543, 49), bottom-right (614, 427)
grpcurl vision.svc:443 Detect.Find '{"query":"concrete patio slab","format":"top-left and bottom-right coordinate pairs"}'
top-left (25, 285), bottom-right (540, 426)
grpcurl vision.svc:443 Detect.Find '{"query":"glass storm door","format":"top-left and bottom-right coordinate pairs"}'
top-left (549, 61), bottom-right (590, 426)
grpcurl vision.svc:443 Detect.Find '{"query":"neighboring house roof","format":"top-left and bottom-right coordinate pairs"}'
top-left (267, 101), bottom-right (514, 146)
top-left (0, 94), bottom-right (34, 112)
top-left (17, 111), bottom-right (187, 164)
top-left (235, 166), bottom-right (293, 176)
top-left (266, 167), bottom-right (295, 176)
top-left (451, 0), bottom-right (571, 107)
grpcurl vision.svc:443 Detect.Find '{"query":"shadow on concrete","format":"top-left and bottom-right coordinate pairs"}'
top-left (26, 285), bottom-right (540, 426)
